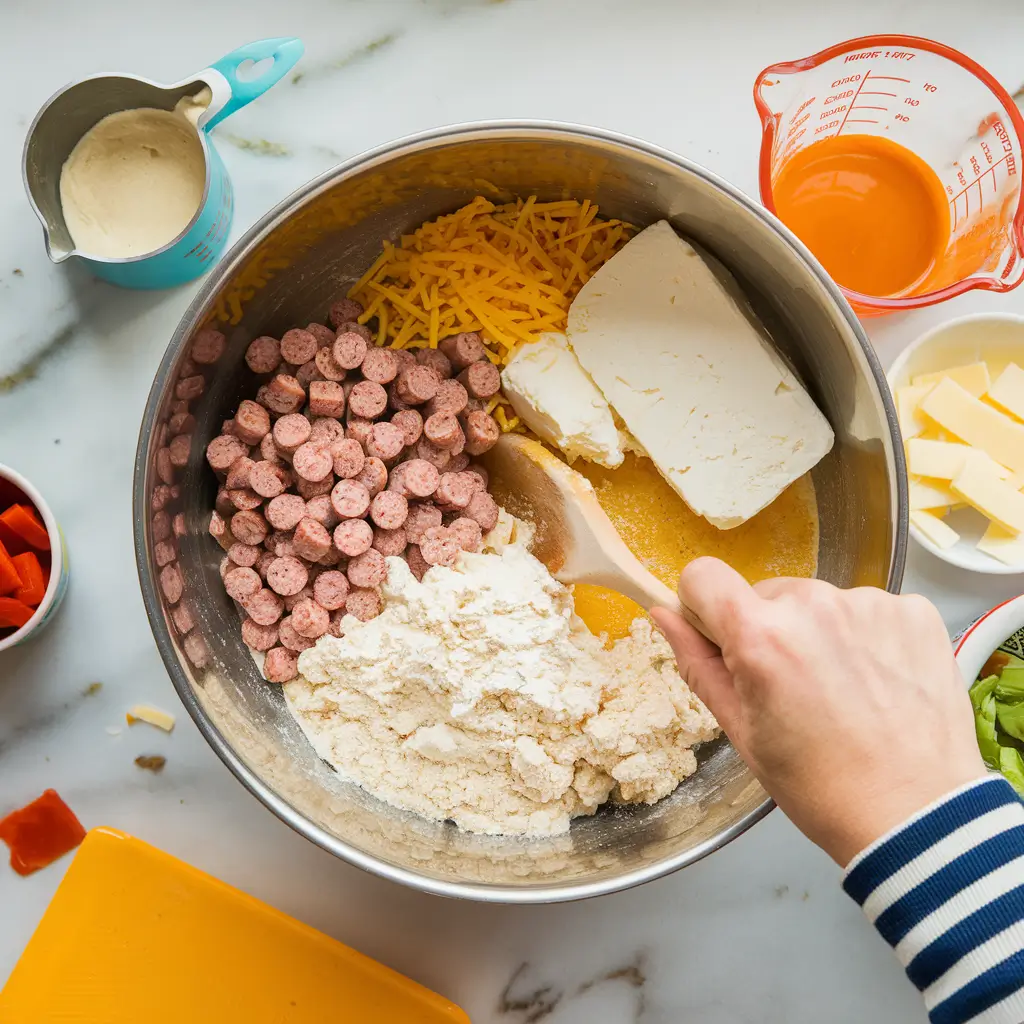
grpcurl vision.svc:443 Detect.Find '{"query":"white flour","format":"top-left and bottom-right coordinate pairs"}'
top-left (286, 519), bottom-right (718, 836)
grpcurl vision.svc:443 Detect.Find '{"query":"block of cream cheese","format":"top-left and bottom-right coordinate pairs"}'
top-left (500, 332), bottom-right (624, 467)
top-left (567, 221), bottom-right (834, 528)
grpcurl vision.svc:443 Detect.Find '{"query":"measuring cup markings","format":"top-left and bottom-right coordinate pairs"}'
top-left (755, 35), bottom-right (1024, 313)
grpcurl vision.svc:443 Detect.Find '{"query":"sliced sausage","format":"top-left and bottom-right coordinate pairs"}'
top-left (458, 361), bottom-right (501, 400)
top-left (405, 502), bottom-right (443, 543)
top-left (309, 417), bottom-right (345, 446)
top-left (424, 411), bottom-right (464, 450)
top-left (278, 615), bottom-right (316, 652)
top-left (292, 518), bottom-right (332, 561)
top-left (331, 438), bottom-right (365, 479)
top-left (272, 413), bottom-right (311, 453)
top-left (413, 438), bottom-right (451, 471)
top-left (395, 365), bottom-right (440, 406)
top-left (348, 381), bottom-right (388, 419)
top-left (227, 488), bottom-right (263, 511)
top-left (292, 442), bottom-right (334, 483)
top-left (391, 409), bottom-right (423, 447)
top-left (329, 298), bottom-right (364, 328)
top-left (303, 494), bottom-right (339, 529)
top-left (295, 360), bottom-right (324, 389)
top-left (426, 380), bottom-right (469, 418)
top-left (266, 555), bottom-right (310, 597)
top-left (397, 459), bottom-right (441, 498)
top-left (225, 566), bottom-right (262, 602)
top-left (355, 457), bottom-right (388, 498)
top-left (346, 417), bottom-right (374, 450)
top-left (405, 544), bottom-right (430, 581)
top-left (447, 517), bottom-right (483, 553)
top-left (372, 526), bottom-right (407, 557)
top-left (159, 564), bottom-right (184, 604)
top-left (241, 617), bottom-right (279, 652)
top-left (250, 461), bottom-right (290, 499)
top-left (439, 331), bottom-right (485, 370)
top-left (448, 453), bottom-right (470, 474)
top-left (259, 374), bottom-right (306, 415)
top-left (168, 410), bottom-right (197, 436)
top-left (234, 400), bottom-right (271, 445)
top-left (330, 479), bottom-right (371, 520)
top-left (365, 421), bottom-right (404, 462)
top-left (333, 331), bottom-right (368, 370)
top-left (347, 548), bottom-right (387, 588)
top-left (168, 433), bottom-right (192, 468)
top-left (361, 347), bottom-right (399, 384)
top-left (243, 587), bottom-right (285, 626)
top-left (206, 434), bottom-right (249, 472)
top-left (225, 456), bottom-right (254, 491)
top-left (435, 471), bottom-right (476, 511)
top-left (306, 322), bottom-right (337, 348)
top-left (464, 464), bottom-right (488, 491)
top-left (227, 542), bottom-right (260, 568)
top-left (259, 432), bottom-right (286, 466)
top-left (280, 328), bottom-right (318, 366)
top-left (296, 474), bottom-right (334, 500)
top-left (255, 550), bottom-right (277, 579)
top-left (369, 490), bottom-right (408, 530)
top-left (309, 380), bottom-right (346, 418)
top-left (345, 587), bottom-right (382, 622)
top-left (191, 327), bottom-right (226, 365)
top-left (314, 345), bottom-right (347, 382)
top-left (176, 375), bottom-right (205, 401)
top-left (246, 336), bottom-right (282, 374)
top-left (284, 585), bottom-right (314, 611)
top-left (419, 526), bottom-right (462, 567)
top-left (416, 348), bottom-right (452, 379)
top-left (313, 570), bottom-right (350, 611)
top-left (333, 518), bottom-right (373, 557)
top-left (465, 490), bottom-right (500, 532)
top-left (291, 598), bottom-right (330, 639)
top-left (393, 349), bottom-right (417, 373)
top-left (264, 530), bottom-right (295, 558)
top-left (230, 509), bottom-right (268, 546)
top-left (462, 410), bottom-right (500, 456)
top-left (263, 647), bottom-right (299, 683)
top-left (337, 321), bottom-right (373, 344)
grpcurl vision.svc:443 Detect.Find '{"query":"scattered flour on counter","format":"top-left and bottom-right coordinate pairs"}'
top-left (286, 520), bottom-right (718, 837)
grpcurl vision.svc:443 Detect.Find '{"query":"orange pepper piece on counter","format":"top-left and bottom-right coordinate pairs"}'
top-left (0, 789), bottom-right (86, 876)
top-left (0, 540), bottom-right (23, 596)
top-left (0, 504), bottom-right (50, 551)
top-left (12, 551), bottom-right (46, 606)
top-left (0, 596), bottom-right (35, 629)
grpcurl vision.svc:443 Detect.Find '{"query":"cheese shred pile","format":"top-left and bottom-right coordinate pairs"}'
top-left (347, 196), bottom-right (631, 365)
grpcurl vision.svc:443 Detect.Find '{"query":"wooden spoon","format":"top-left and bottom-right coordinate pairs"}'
top-left (482, 434), bottom-right (718, 646)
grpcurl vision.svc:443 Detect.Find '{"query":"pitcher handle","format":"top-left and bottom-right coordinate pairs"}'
top-left (201, 37), bottom-right (304, 131)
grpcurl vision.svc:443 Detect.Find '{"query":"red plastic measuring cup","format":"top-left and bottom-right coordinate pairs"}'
top-left (754, 35), bottom-right (1024, 316)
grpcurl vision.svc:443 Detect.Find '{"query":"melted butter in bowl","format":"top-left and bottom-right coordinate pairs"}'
top-left (572, 453), bottom-right (819, 641)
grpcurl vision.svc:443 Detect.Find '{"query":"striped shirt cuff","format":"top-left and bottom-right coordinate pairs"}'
top-left (842, 776), bottom-right (1024, 1024)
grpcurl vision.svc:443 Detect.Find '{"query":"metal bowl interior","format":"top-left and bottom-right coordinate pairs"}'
top-left (134, 123), bottom-right (907, 902)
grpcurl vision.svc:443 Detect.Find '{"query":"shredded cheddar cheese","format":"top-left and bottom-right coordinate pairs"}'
top-left (348, 196), bottom-right (631, 364)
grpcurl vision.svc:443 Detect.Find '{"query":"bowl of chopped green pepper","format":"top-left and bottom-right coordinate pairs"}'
top-left (957, 595), bottom-right (1024, 796)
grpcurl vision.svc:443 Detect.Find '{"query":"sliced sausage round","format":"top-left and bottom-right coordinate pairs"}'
top-left (447, 517), bottom-right (483, 553)
top-left (426, 380), bottom-right (469, 418)
top-left (230, 509), bottom-right (268, 546)
top-left (309, 380), bottom-right (346, 418)
top-left (266, 555), bottom-right (310, 597)
top-left (395, 365), bottom-right (440, 406)
top-left (246, 336), bottom-right (282, 374)
top-left (309, 417), bottom-right (345, 446)
top-left (439, 331), bottom-right (485, 370)
top-left (365, 421), bottom-right (404, 462)
top-left (241, 617), bottom-right (279, 652)
top-left (345, 417), bottom-right (374, 450)
top-left (168, 433), bottom-right (192, 468)
top-left (292, 441), bottom-right (334, 482)
top-left (168, 410), bottom-right (197, 436)
top-left (176, 375), bottom-right (205, 401)
top-left (355, 457), bottom-right (388, 498)
top-left (369, 490), bottom-right (408, 530)
top-left (330, 479), bottom-right (371, 520)
top-left (227, 488), bottom-right (262, 511)
top-left (243, 588), bottom-right (284, 626)
top-left (405, 502), bottom-right (443, 543)
top-left (191, 327), bottom-right (226, 365)
top-left (233, 400), bottom-right (271, 445)
top-left (413, 438), bottom-right (451, 471)
top-left (397, 459), bottom-right (440, 498)
top-left (361, 347), bottom-right (399, 385)
top-left (206, 434), bottom-right (249, 472)
top-left (465, 490), bottom-right (500, 532)
top-left (405, 544), bottom-right (430, 581)
top-left (331, 438), bottom-right (365, 479)
top-left (303, 494), bottom-right (339, 529)
top-left (291, 598), bottom-right (330, 639)
top-left (347, 548), bottom-right (387, 588)
top-left (391, 409), bottom-right (423, 447)
top-left (152, 510), bottom-right (172, 542)
top-left (292, 518), bottom-right (332, 561)
top-left (272, 413), bottom-right (311, 453)
top-left (225, 566), bottom-right (262, 602)
top-left (314, 345), bottom-right (348, 382)
top-left (333, 331), bottom-right (368, 370)
top-left (348, 381), bottom-right (388, 419)
top-left (296, 474), bottom-right (334, 500)
top-left (462, 410), bottom-right (501, 456)
top-left (424, 411), bottom-right (463, 449)
top-left (416, 348), bottom-right (452, 379)
top-left (337, 321), bottom-right (373, 344)
top-left (333, 518), bottom-right (373, 557)
top-left (227, 542), bottom-right (260, 568)
top-left (329, 298), bottom-right (364, 328)
top-left (249, 461), bottom-right (290, 499)
top-left (345, 587), bottom-right (382, 622)
top-left (313, 570), bottom-right (350, 611)
top-left (372, 526), bottom-right (408, 557)
top-left (278, 615), bottom-right (317, 652)
top-left (419, 526), bottom-right (462, 568)
top-left (280, 328), bottom-right (318, 366)
top-left (260, 374), bottom-right (306, 415)
top-left (295, 360), bottom-right (324, 389)
top-left (458, 361), bottom-right (501, 400)
top-left (306, 322), bottom-right (337, 348)
top-left (263, 647), bottom-right (299, 683)
top-left (156, 448), bottom-right (175, 486)
top-left (435, 471), bottom-right (475, 510)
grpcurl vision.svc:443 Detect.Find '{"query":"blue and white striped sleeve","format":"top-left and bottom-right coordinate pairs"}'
top-left (842, 777), bottom-right (1024, 1024)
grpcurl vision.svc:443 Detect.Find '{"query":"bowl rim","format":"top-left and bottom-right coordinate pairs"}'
top-left (887, 311), bottom-right (1024, 576)
top-left (954, 594), bottom-right (1024, 684)
top-left (0, 462), bottom-right (65, 654)
top-left (133, 119), bottom-right (907, 902)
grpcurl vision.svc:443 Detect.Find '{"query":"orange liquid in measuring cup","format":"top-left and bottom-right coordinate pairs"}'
top-left (772, 134), bottom-right (950, 298)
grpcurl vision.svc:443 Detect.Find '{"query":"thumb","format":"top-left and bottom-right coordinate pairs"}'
top-left (651, 606), bottom-right (740, 733)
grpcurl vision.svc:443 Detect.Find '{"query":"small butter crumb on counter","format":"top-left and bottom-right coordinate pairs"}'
top-left (134, 755), bottom-right (167, 773)
top-left (126, 704), bottom-right (176, 732)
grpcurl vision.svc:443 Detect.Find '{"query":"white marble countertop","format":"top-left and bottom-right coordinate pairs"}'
top-left (2, 1), bottom-right (1023, 1020)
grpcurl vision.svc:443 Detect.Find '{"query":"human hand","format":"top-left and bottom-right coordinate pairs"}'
top-left (651, 559), bottom-right (987, 866)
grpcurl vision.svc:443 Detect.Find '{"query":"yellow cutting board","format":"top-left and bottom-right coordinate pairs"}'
top-left (0, 827), bottom-right (469, 1023)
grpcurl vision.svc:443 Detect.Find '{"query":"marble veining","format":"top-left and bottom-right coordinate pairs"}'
top-left (2, 1), bottom-right (1024, 1021)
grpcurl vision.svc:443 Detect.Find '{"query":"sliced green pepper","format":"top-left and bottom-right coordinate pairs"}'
top-left (1000, 746), bottom-right (1024, 799)
top-left (970, 674), bottom-right (1000, 714)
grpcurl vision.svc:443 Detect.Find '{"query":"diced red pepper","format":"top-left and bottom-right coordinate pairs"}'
top-left (0, 790), bottom-right (86, 876)
top-left (12, 551), bottom-right (46, 606)
top-left (0, 539), bottom-right (23, 596)
top-left (0, 596), bottom-right (34, 629)
top-left (0, 504), bottom-right (50, 551)
top-left (0, 518), bottom-right (28, 556)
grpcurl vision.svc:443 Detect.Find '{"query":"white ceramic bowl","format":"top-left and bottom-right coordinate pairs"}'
top-left (955, 594), bottom-right (1024, 686)
top-left (0, 464), bottom-right (68, 653)
top-left (888, 313), bottom-right (1024, 575)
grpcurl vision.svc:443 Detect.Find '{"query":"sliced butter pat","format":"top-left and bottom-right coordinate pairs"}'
top-left (951, 452), bottom-right (1024, 533)
top-left (500, 332), bottom-right (624, 467)
top-left (896, 383), bottom-right (935, 440)
top-left (987, 362), bottom-right (1024, 422)
top-left (567, 221), bottom-right (834, 528)
top-left (126, 703), bottom-right (176, 732)
top-left (977, 521), bottom-right (1024, 566)
top-left (910, 510), bottom-right (960, 550)
top-left (909, 477), bottom-right (959, 510)
top-left (906, 438), bottom-right (973, 479)
top-left (913, 361), bottom-right (991, 397)
top-left (920, 378), bottom-right (1024, 474)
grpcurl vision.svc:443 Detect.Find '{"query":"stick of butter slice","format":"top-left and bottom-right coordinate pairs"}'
top-left (567, 221), bottom-right (834, 529)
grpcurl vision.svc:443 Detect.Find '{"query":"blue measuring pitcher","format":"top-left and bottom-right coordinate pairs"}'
top-left (22, 37), bottom-right (303, 289)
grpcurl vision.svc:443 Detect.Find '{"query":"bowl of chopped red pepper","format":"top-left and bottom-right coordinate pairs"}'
top-left (0, 464), bottom-right (67, 651)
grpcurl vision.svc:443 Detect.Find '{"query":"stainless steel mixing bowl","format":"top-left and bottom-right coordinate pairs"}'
top-left (134, 122), bottom-right (908, 902)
